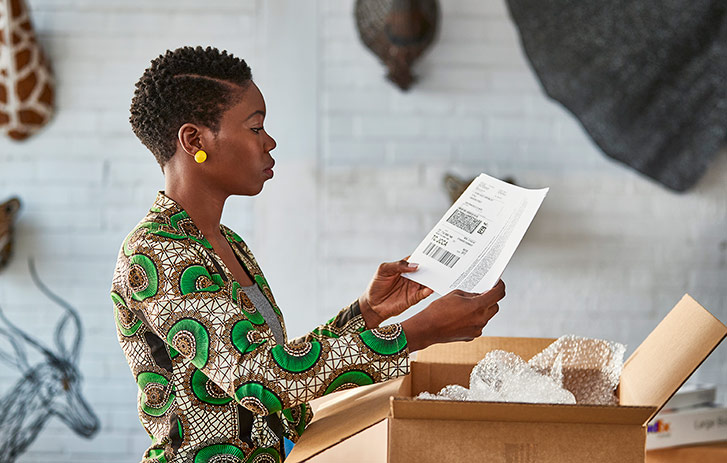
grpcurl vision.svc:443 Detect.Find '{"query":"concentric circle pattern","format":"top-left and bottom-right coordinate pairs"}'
top-left (111, 292), bottom-right (142, 336)
top-left (193, 443), bottom-right (245, 463)
top-left (233, 283), bottom-right (265, 325)
top-left (234, 382), bottom-right (283, 415)
top-left (324, 370), bottom-right (374, 395)
top-left (360, 325), bottom-right (407, 355)
top-left (270, 343), bottom-right (322, 373)
top-left (245, 448), bottom-right (280, 463)
top-left (128, 254), bottom-right (158, 301)
top-left (180, 265), bottom-right (222, 295)
top-left (231, 320), bottom-right (264, 355)
top-left (191, 369), bottom-right (232, 406)
top-left (137, 371), bottom-right (175, 417)
top-left (167, 318), bottom-right (210, 368)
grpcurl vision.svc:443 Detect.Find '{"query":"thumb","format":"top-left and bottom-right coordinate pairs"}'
top-left (399, 259), bottom-right (420, 273)
top-left (377, 259), bottom-right (416, 277)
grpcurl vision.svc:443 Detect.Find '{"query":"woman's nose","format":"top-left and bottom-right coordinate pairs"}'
top-left (266, 132), bottom-right (277, 151)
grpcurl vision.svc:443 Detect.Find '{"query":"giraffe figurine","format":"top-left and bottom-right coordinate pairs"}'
top-left (0, 0), bottom-right (54, 140)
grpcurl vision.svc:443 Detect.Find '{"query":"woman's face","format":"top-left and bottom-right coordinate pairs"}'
top-left (208, 82), bottom-right (277, 196)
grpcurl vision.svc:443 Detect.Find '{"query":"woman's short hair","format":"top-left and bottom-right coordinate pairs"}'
top-left (130, 46), bottom-right (252, 168)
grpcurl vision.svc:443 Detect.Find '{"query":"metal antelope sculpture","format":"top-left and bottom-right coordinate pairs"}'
top-left (0, 260), bottom-right (99, 462)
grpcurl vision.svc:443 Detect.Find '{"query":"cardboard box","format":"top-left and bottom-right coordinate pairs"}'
top-left (646, 406), bottom-right (727, 449)
top-left (287, 295), bottom-right (727, 463)
top-left (646, 441), bottom-right (727, 463)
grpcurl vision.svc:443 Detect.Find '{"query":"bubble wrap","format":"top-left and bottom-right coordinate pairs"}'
top-left (470, 350), bottom-right (576, 404)
top-left (528, 335), bottom-right (626, 405)
top-left (417, 385), bottom-right (471, 401)
top-left (415, 335), bottom-right (626, 406)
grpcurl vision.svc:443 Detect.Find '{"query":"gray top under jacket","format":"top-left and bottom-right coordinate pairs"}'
top-left (241, 283), bottom-right (285, 344)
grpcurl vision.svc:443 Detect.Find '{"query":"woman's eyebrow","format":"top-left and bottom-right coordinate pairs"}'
top-left (245, 110), bottom-right (265, 121)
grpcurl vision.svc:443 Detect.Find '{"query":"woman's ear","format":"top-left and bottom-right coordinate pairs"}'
top-left (177, 123), bottom-right (205, 157)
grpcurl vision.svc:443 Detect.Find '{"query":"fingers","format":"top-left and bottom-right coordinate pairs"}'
top-left (399, 259), bottom-right (420, 272)
top-left (423, 283), bottom-right (505, 346)
top-left (448, 289), bottom-right (478, 297)
top-left (415, 286), bottom-right (434, 301)
top-left (474, 302), bottom-right (498, 320)
top-left (377, 259), bottom-right (420, 276)
top-left (482, 303), bottom-right (499, 321)
top-left (466, 303), bottom-right (498, 338)
top-left (477, 280), bottom-right (506, 304)
top-left (445, 281), bottom-right (505, 322)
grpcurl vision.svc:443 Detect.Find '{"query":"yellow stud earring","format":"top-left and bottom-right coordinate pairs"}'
top-left (194, 150), bottom-right (207, 163)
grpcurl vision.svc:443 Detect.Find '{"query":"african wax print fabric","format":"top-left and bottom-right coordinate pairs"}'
top-left (111, 192), bottom-right (410, 463)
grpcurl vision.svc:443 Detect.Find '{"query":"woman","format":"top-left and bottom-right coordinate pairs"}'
top-left (111, 46), bottom-right (505, 463)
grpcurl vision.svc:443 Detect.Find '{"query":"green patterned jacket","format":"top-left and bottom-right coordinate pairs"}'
top-left (111, 192), bottom-right (410, 463)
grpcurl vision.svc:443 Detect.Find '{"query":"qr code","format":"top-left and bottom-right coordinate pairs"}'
top-left (446, 208), bottom-right (482, 234)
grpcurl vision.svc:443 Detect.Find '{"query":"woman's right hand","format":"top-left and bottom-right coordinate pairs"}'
top-left (401, 280), bottom-right (506, 352)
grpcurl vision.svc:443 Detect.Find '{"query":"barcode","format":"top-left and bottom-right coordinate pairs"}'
top-left (446, 208), bottom-right (482, 234)
top-left (423, 243), bottom-right (460, 268)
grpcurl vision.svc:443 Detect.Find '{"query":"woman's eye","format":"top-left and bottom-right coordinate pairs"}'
top-left (251, 127), bottom-right (263, 134)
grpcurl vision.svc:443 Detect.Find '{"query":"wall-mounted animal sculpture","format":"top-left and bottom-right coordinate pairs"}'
top-left (0, 197), bottom-right (21, 271)
top-left (0, 0), bottom-right (55, 140)
top-left (0, 260), bottom-right (99, 463)
top-left (355, 0), bottom-right (440, 90)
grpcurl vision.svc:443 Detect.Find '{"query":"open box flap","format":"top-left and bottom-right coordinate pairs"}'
top-left (286, 376), bottom-right (407, 463)
top-left (390, 397), bottom-right (656, 425)
top-left (416, 336), bottom-right (556, 364)
top-left (619, 294), bottom-right (727, 424)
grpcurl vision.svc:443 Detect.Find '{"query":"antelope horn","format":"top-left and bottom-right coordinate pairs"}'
top-left (0, 324), bottom-right (30, 370)
top-left (28, 258), bottom-right (82, 362)
top-left (0, 299), bottom-right (55, 359)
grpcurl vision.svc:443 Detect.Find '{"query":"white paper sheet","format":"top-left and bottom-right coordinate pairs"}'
top-left (402, 173), bottom-right (548, 295)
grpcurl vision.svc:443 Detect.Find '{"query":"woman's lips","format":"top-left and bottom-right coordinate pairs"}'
top-left (263, 160), bottom-right (275, 178)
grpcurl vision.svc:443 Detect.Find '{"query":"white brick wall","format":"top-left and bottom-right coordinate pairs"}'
top-left (316, 0), bottom-right (727, 402)
top-left (0, 1), bottom-right (724, 462)
top-left (1, 2), bottom-right (259, 462)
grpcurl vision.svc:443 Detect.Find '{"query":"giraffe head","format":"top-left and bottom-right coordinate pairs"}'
top-left (0, 0), bottom-right (55, 140)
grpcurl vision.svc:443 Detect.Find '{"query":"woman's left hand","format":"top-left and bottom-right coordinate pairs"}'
top-left (359, 258), bottom-right (434, 328)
